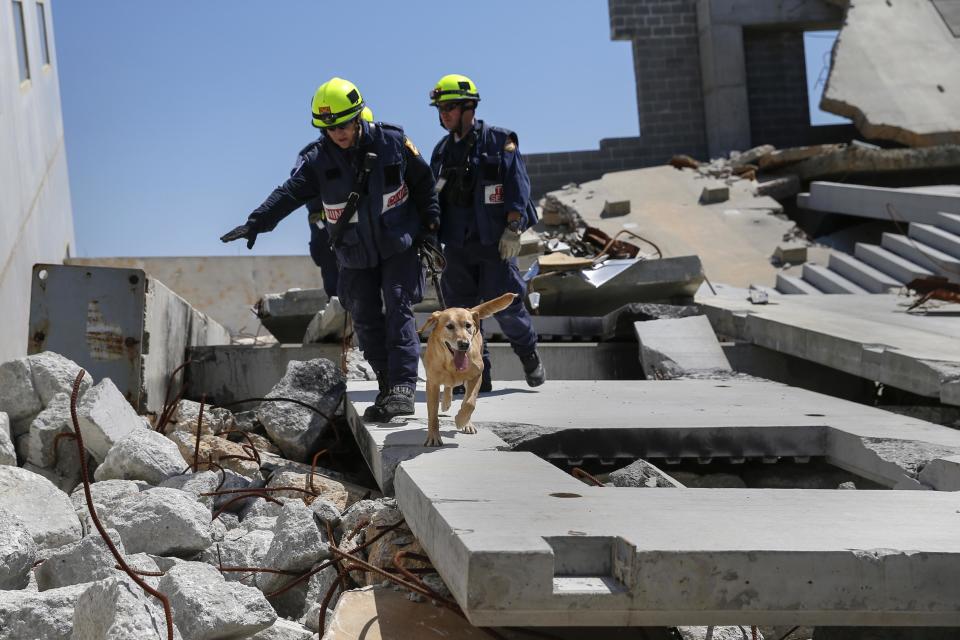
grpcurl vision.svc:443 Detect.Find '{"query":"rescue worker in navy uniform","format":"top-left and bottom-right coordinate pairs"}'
top-left (307, 106), bottom-right (375, 298)
top-left (221, 78), bottom-right (439, 421)
top-left (428, 74), bottom-right (545, 392)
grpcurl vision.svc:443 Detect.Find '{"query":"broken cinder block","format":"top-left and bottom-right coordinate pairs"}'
top-left (699, 182), bottom-right (730, 204)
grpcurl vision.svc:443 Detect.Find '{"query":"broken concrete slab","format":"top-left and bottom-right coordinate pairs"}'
top-left (0, 465), bottom-right (81, 551)
top-left (634, 316), bottom-right (731, 379)
top-left (787, 145), bottom-right (960, 182)
top-left (250, 618), bottom-right (314, 640)
top-left (93, 427), bottom-right (186, 484)
top-left (0, 357), bottom-right (42, 423)
top-left (699, 290), bottom-right (960, 406)
top-left (303, 295), bottom-right (348, 344)
top-left (609, 460), bottom-right (684, 489)
top-left (27, 351), bottom-right (92, 407)
top-left (76, 378), bottom-right (145, 463)
top-left (822, 0), bottom-right (960, 147)
top-left (71, 576), bottom-right (181, 640)
top-left (255, 288), bottom-right (329, 344)
top-left (256, 358), bottom-right (345, 462)
top-left (0, 506), bottom-right (38, 590)
top-left (34, 528), bottom-right (125, 591)
top-left (395, 449), bottom-right (960, 627)
top-left (159, 561), bottom-right (276, 640)
top-left (70, 479), bottom-right (145, 536)
top-left (22, 392), bottom-right (74, 468)
top-left (167, 431), bottom-right (260, 479)
top-left (28, 264), bottom-right (230, 415)
top-left (529, 256), bottom-right (705, 316)
top-left (256, 501), bottom-right (329, 593)
top-left (165, 399), bottom-right (232, 437)
top-left (199, 527), bottom-right (273, 583)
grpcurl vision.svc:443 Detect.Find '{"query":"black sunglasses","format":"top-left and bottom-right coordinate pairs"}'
top-left (437, 102), bottom-right (464, 113)
top-left (324, 118), bottom-right (358, 132)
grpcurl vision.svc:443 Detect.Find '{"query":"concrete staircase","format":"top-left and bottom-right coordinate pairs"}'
top-left (775, 212), bottom-right (960, 294)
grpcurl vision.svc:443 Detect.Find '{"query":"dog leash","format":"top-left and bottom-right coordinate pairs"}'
top-left (419, 240), bottom-right (447, 310)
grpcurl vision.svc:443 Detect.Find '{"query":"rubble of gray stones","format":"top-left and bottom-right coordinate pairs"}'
top-left (0, 351), bottom-right (436, 640)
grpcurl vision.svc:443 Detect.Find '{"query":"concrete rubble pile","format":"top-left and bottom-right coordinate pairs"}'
top-left (0, 351), bottom-right (448, 640)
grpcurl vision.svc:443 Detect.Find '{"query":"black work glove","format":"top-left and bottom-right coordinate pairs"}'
top-left (220, 224), bottom-right (259, 250)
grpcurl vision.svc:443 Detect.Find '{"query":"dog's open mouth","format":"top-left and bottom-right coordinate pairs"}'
top-left (445, 342), bottom-right (470, 372)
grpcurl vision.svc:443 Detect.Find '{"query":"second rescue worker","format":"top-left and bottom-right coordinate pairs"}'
top-left (220, 78), bottom-right (439, 421)
top-left (428, 74), bottom-right (545, 391)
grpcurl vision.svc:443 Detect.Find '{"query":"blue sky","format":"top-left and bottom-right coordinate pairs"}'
top-left (52, 3), bottom-right (841, 258)
top-left (53, 1), bottom-right (638, 258)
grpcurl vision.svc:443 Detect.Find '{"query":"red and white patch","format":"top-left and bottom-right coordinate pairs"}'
top-left (322, 201), bottom-right (347, 223)
top-left (382, 182), bottom-right (409, 213)
top-left (484, 184), bottom-right (504, 205)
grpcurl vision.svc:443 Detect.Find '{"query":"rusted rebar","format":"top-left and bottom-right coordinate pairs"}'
top-left (69, 371), bottom-right (175, 640)
top-left (570, 467), bottom-right (605, 487)
top-left (308, 449), bottom-right (330, 495)
top-left (192, 394), bottom-right (206, 473)
top-left (219, 429), bottom-right (263, 466)
top-left (155, 359), bottom-right (193, 433)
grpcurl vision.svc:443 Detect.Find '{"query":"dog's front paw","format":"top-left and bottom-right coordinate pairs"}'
top-left (423, 433), bottom-right (444, 447)
top-left (457, 422), bottom-right (477, 434)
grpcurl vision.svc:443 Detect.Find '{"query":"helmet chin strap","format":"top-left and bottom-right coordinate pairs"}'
top-left (455, 104), bottom-right (476, 138)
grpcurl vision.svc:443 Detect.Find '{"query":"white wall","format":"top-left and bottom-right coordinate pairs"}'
top-left (0, 0), bottom-right (74, 363)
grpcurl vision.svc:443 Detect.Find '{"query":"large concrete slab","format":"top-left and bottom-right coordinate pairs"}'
top-left (634, 316), bottom-right (731, 378)
top-left (349, 379), bottom-right (960, 493)
top-left (28, 264), bottom-right (230, 414)
top-left (822, 0), bottom-right (960, 147)
top-left (395, 449), bottom-right (960, 627)
top-left (803, 182), bottom-right (960, 226)
top-left (699, 287), bottom-right (960, 406)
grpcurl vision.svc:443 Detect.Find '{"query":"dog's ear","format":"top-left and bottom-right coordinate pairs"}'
top-left (470, 292), bottom-right (517, 319)
top-left (418, 311), bottom-right (441, 335)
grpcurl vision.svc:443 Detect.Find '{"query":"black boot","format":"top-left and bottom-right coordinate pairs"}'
top-left (519, 350), bottom-right (546, 387)
top-left (364, 384), bottom-right (415, 422)
top-left (362, 370), bottom-right (390, 421)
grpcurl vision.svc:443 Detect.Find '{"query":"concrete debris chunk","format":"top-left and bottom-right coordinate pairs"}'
top-left (360, 508), bottom-right (428, 588)
top-left (0, 506), bottom-right (38, 590)
top-left (700, 182), bottom-right (730, 204)
top-left (167, 399), bottom-right (232, 437)
top-left (250, 618), bottom-right (314, 640)
top-left (730, 144), bottom-right (775, 168)
top-left (256, 358), bottom-right (345, 462)
top-left (756, 175), bottom-right (800, 200)
top-left (0, 357), bottom-right (42, 423)
top-left (257, 501), bottom-right (329, 593)
top-left (70, 478), bottom-right (145, 535)
top-left (0, 465), bottom-right (82, 551)
top-left (99, 487), bottom-right (213, 556)
top-left (773, 243), bottom-right (808, 265)
top-left (241, 496), bottom-right (296, 521)
top-left (75, 378), bottom-right (144, 462)
top-left (609, 459), bottom-right (684, 488)
top-left (27, 352), bottom-right (92, 407)
top-left (0, 412), bottom-right (15, 466)
top-left (265, 470), bottom-right (366, 512)
top-left (239, 515), bottom-right (277, 533)
top-left (159, 470), bottom-right (220, 509)
top-left (22, 392), bottom-right (73, 468)
top-left (168, 431), bottom-right (261, 478)
top-left (94, 427), bottom-right (187, 484)
top-left (159, 561), bottom-right (276, 640)
top-left (270, 561), bottom-right (339, 621)
top-left (310, 497), bottom-right (342, 529)
top-left (0, 581), bottom-right (89, 640)
top-left (72, 576), bottom-right (183, 640)
top-left (199, 528), bottom-right (273, 583)
top-left (634, 316), bottom-right (732, 379)
top-left (339, 498), bottom-right (399, 541)
top-left (303, 295), bottom-right (349, 343)
top-left (34, 528), bottom-right (125, 591)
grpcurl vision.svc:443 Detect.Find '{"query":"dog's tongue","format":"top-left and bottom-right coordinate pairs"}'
top-left (453, 350), bottom-right (469, 372)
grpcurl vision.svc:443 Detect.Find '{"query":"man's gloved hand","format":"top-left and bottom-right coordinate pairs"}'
top-left (220, 224), bottom-right (258, 250)
top-left (498, 224), bottom-right (522, 260)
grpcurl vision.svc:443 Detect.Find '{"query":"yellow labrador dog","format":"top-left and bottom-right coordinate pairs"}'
top-left (418, 293), bottom-right (517, 447)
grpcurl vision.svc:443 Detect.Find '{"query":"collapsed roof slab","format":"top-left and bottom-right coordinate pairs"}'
top-left (394, 449), bottom-right (960, 627)
top-left (800, 181), bottom-right (960, 226)
top-left (699, 288), bottom-right (960, 406)
top-left (822, 0), bottom-right (960, 147)
top-left (348, 378), bottom-right (960, 494)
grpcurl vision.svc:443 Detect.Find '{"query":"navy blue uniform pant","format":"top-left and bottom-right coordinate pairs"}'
top-left (338, 246), bottom-right (423, 387)
top-left (309, 223), bottom-right (340, 299)
top-left (440, 242), bottom-right (538, 383)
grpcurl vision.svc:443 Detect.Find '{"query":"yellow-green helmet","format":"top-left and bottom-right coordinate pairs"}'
top-left (361, 106), bottom-right (374, 122)
top-left (429, 74), bottom-right (480, 106)
top-left (311, 77), bottom-right (365, 128)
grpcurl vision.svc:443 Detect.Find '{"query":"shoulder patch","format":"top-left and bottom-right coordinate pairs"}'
top-left (504, 140), bottom-right (517, 153)
top-left (404, 137), bottom-right (420, 157)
